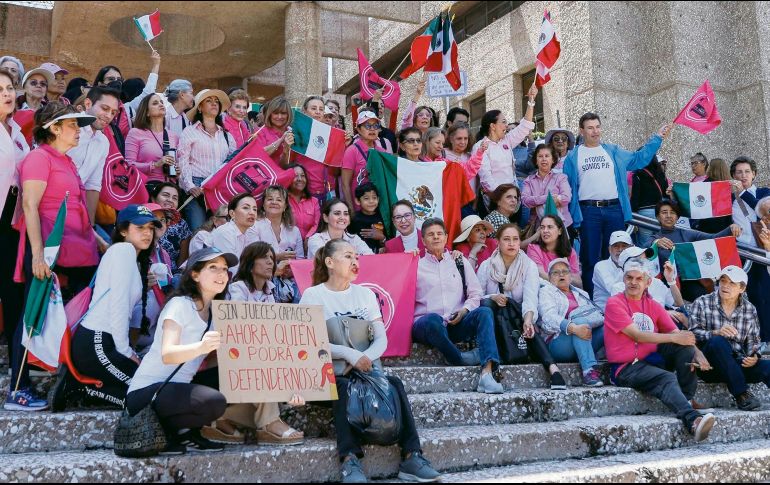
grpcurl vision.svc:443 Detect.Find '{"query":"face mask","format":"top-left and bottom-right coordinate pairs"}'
top-left (106, 79), bottom-right (123, 91)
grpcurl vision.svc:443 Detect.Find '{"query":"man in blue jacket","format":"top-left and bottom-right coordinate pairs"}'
top-left (564, 112), bottom-right (672, 295)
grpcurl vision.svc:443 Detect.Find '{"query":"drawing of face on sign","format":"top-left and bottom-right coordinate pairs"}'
top-left (360, 283), bottom-right (395, 331)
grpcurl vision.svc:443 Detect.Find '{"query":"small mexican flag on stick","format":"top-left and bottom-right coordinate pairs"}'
top-left (134, 9), bottom-right (163, 49)
top-left (290, 111), bottom-right (347, 167)
top-left (670, 236), bottom-right (741, 281)
top-left (671, 181), bottom-right (732, 219)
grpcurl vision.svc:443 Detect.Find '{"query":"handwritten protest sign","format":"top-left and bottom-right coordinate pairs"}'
top-left (213, 301), bottom-right (338, 403)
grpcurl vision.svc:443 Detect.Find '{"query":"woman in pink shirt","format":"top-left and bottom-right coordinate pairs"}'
top-left (526, 215), bottom-right (581, 287)
top-left (399, 75), bottom-right (438, 134)
top-left (294, 96), bottom-right (333, 201)
top-left (125, 93), bottom-right (180, 185)
top-left (287, 163), bottom-right (319, 242)
top-left (12, 104), bottom-right (98, 410)
top-left (255, 95), bottom-right (293, 166)
top-left (522, 144), bottom-right (573, 228)
top-left (341, 110), bottom-right (385, 209)
top-left (222, 89), bottom-right (251, 149)
top-left (422, 127), bottom-right (486, 183)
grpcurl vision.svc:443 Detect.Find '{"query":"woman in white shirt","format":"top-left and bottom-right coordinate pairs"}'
top-left (306, 198), bottom-right (373, 259)
top-left (210, 193), bottom-right (259, 272)
top-left (64, 205), bottom-right (161, 410)
top-left (203, 241), bottom-right (305, 446)
top-left (300, 239), bottom-right (440, 483)
top-left (125, 247), bottom-right (235, 453)
top-left (476, 224), bottom-right (567, 390)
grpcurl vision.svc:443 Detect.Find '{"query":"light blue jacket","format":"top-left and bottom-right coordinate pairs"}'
top-left (563, 134), bottom-right (663, 228)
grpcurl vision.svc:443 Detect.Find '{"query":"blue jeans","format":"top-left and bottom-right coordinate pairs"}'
top-left (698, 336), bottom-right (770, 397)
top-left (548, 326), bottom-right (605, 372)
top-left (182, 177), bottom-right (207, 231)
top-left (579, 204), bottom-right (625, 296)
top-left (412, 307), bottom-right (500, 367)
top-left (634, 207), bottom-right (656, 248)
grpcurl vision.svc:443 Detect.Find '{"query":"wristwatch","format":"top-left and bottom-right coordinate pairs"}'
top-left (527, 100), bottom-right (536, 107)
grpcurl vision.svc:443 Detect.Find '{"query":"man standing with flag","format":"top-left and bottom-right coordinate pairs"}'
top-left (563, 112), bottom-right (672, 295)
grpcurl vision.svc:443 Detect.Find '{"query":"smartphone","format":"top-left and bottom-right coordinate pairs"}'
top-left (448, 312), bottom-right (459, 321)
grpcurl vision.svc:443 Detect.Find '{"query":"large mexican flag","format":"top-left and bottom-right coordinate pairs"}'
top-left (671, 236), bottom-right (741, 280)
top-left (366, 150), bottom-right (474, 243)
top-left (672, 181), bottom-right (732, 219)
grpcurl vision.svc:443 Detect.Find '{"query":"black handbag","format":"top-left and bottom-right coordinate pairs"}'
top-left (493, 284), bottom-right (530, 365)
top-left (113, 312), bottom-right (211, 458)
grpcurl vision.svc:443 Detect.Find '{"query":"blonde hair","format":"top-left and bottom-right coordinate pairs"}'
top-left (707, 158), bottom-right (730, 181)
top-left (229, 89), bottom-right (250, 104)
top-left (263, 96), bottom-right (293, 129)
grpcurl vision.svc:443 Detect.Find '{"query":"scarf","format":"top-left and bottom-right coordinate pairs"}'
top-left (488, 248), bottom-right (527, 302)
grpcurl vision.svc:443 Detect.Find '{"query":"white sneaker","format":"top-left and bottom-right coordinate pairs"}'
top-left (477, 372), bottom-right (504, 394)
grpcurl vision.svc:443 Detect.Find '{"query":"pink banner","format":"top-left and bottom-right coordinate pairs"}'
top-left (290, 253), bottom-right (418, 357)
top-left (358, 48), bottom-right (401, 113)
top-left (673, 80), bottom-right (721, 135)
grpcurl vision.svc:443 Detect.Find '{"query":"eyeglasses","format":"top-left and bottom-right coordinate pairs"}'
top-left (549, 270), bottom-right (571, 277)
top-left (551, 136), bottom-right (568, 142)
top-left (403, 138), bottom-right (422, 144)
top-left (104, 76), bottom-right (123, 83)
top-left (361, 122), bottom-right (381, 130)
top-left (393, 213), bottom-right (414, 222)
top-left (690, 160), bottom-right (704, 166)
top-left (28, 80), bottom-right (47, 88)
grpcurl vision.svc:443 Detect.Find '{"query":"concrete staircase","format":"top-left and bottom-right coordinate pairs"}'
top-left (1, 343), bottom-right (770, 483)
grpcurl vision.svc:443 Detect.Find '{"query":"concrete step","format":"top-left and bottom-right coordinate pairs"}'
top-left (434, 438), bottom-right (770, 483)
top-left (1, 384), bottom-right (769, 454)
top-left (1, 410), bottom-right (770, 482)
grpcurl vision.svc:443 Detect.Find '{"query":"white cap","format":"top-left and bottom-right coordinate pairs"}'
top-left (609, 231), bottom-right (633, 247)
top-left (619, 246), bottom-right (655, 275)
top-left (42, 112), bottom-right (96, 130)
top-left (720, 265), bottom-right (748, 285)
top-left (547, 258), bottom-right (571, 274)
top-left (356, 110), bottom-right (379, 125)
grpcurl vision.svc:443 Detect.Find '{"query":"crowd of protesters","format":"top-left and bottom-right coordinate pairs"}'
top-left (2, 50), bottom-right (770, 483)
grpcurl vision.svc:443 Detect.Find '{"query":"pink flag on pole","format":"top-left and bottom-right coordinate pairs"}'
top-left (535, 10), bottom-right (561, 88)
top-left (673, 80), bottom-right (721, 134)
top-left (357, 48), bottom-right (401, 113)
top-left (202, 137), bottom-right (294, 211)
top-left (290, 253), bottom-right (418, 357)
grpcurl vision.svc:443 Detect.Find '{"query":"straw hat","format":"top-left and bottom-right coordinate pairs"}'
top-left (453, 215), bottom-right (494, 244)
top-left (187, 88), bottom-right (230, 122)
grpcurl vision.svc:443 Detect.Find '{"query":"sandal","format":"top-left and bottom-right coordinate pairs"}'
top-left (256, 420), bottom-right (304, 446)
top-left (201, 421), bottom-right (247, 444)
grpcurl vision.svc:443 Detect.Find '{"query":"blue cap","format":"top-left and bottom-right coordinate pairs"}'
top-left (117, 204), bottom-right (162, 228)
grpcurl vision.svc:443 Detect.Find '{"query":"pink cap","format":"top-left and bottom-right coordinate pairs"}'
top-left (40, 62), bottom-right (68, 76)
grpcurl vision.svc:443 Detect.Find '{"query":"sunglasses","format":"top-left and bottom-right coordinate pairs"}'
top-left (361, 122), bottom-right (381, 130)
top-left (28, 80), bottom-right (47, 88)
top-left (403, 138), bottom-right (422, 144)
top-left (551, 136), bottom-right (569, 142)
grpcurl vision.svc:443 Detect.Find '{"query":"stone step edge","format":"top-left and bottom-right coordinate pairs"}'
top-left (434, 438), bottom-right (770, 483)
top-left (1, 410), bottom-right (769, 483)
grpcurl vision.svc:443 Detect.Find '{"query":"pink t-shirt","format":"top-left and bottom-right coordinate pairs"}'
top-left (255, 126), bottom-right (286, 165)
top-left (604, 293), bottom-right (677, 365)
top-left (125, 128), bottom-right (180, 182)
top-left (342, 139), bottom-right (385, 210)
top-left (526, 244), bottom-right (579, 274)
top-left (289, 195), bottom-right (320, 240)
top-left (566, 291), bottom-right (579, 315)
top-left (223, 114), bottom-right (251, 148)
top-left (17, 145), bottom-right (98, 270)
top-left (295, 154), bottom-right (329, 196)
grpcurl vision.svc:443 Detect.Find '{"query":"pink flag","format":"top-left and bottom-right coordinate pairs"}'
top-left (673, 80), bottom-right (721, 134)
top-left (358, 48), bottom-right (401, 113)
top-left (99, 152), bottom-right (149, 210)
top-left (535, 10), bottom-right (561, 88)
top-left (290, 253), bottom-right (418, 357)
top-left (202, 137), bottom-right (295, 211)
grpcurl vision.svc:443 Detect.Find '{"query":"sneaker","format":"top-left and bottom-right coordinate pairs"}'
top-left (550, 371), bottom-right (567, 390)
top-left (582, 368), bottom-right (604, 387)
top-left (178, 428), bottom-right (225, 453)
top-left (459, 348), bottom-right (481, 366)
top-left (477, 372), bottom-right (504, 394)
top-left (398, 451), bottom-right (442, 482)
top-left (690, 398), bottom-right (715, 415)
top-left (3, 388), bottom-right (48, 412)
top-left (736, 391), bottom-right (762, 411)
top-left (691, 413), bottom-right (716, 443)
top-left (341, 455), bottom-right (367, 483)
top-left (159, 442), bottom-right (187, 455)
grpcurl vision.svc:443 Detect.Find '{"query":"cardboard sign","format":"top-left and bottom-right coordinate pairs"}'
top-left (213, 301), bottom-right (338, 403)
top-left (427, 71), bottom-right (468, 98)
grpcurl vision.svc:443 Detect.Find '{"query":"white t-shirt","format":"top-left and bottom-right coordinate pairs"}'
top-left (67, 126), bottom-right (109, 191)
top-left (577, 145), bottom-right (619, 201)
top-left (299, 283), bottom-right (382, 321)
top-left (128, 296), bottom-right (211, 393)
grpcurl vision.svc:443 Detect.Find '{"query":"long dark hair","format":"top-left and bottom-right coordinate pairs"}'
top-left (538, 215), bottom-right (572, 258)
top-left (287, 163), bottom-right (312, 200)
top-left (477, 110), bottom-right (502, 140)
top-left (172, 257), bottom-right (230, 309)
top-left (312, 239), bottom-right (349, 286)
top-left (111, 222), bottom-right (154, 335)
top-left (94, 65), bottom-right (121, 86)
top-left (317, 198), bottom-right (352, 234)
top-left (234, 242), bottom-right (276, 293)
top-left (133, 93), bottom-right (164, 131)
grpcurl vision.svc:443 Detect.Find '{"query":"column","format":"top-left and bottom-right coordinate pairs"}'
top-left (284, 1), bottom-right (323, 105)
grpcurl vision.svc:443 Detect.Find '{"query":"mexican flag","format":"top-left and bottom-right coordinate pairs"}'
top-left (133, 10), bottom-right (163, 42)
top-left (535, 10), bottom-right (561, 88)
top-left (423, 13), bottom-right (461, 90)
top-left (366, 150), bottom-right (474, 243)
top-left (672, 181), bottom-right (732, 219)
top-left (399, 15), bottom-right (442, 80)
top-left (290, 111), bottom-right (346, 168)
top-left (670, 236), bottom-right (741, 280)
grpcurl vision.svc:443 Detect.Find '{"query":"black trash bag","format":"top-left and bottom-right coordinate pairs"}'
top-left (346, 368), bottom-right (402, 445)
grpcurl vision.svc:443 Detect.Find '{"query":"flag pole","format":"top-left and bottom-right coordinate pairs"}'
top-left (146, 39), bottom-right (157, 53)
top-left (387, 51), bottom-right (413, 82)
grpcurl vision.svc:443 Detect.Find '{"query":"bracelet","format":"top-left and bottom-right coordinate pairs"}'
top-left (666, 280), bottom-right (677, 286)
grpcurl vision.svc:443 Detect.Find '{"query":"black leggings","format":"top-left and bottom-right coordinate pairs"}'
top-left (70, 327), bottom-right (138, 407)
top-left (481, 299), bottom-right (556, 370)
top-left (125, 368), bottom-right (226, 433)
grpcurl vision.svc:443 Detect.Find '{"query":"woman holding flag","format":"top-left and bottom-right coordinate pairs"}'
top-left (295, 96), bottom-right (336, 204)
top-left (255, 95), bottom-right (294, 166)
top-left (6, 104), bottom-right (97, 412)
top-left (341, 110), bottom-right (386, 209)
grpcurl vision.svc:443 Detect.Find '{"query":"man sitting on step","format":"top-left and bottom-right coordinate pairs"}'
top-left (412, 218), bottom-right (504, 394)
top-left (689, 265), bottom-right (770, 411)
top-left (604, 255), bottom-right (717, 442)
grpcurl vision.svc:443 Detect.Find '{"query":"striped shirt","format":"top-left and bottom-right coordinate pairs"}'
top-left (690, 291), bottom-right (761, 355)
top-left (177, 121), bottom-right (236, 192)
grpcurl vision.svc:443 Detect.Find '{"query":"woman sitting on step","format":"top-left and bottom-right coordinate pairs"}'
top-left (300, 239), bottom-right (441, 483)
